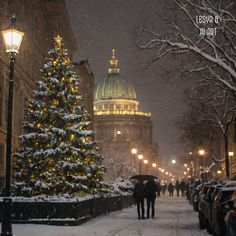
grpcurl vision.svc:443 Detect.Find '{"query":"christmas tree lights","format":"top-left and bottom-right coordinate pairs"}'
top-left (14, 36), bottom-right (106, 197)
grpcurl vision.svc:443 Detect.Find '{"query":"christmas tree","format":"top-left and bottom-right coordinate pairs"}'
top-left (14, 36), bottom-right (105, 197)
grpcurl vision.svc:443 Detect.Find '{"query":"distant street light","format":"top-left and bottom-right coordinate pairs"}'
top-left (229, 151), bottom-right (234, 157)
top-left (1, 15), bottom-right (24, 236)
top-left (131, 147), bottom-right (137, 166)
top-left (138, 154), bottom-right (143, 175)
top-left (198, 149), bottom-right (205, 156)
top-left (198, 149), bottom-right (205, 175)
top-left (143, 159), bottom-right (148, 174)
top-left (184, 163), bottom-right (187, 167)
top-left (171, 159), bottom-right (176, 164)
top-left (228, 151), bottom-right (234, 178)
top-left (152, 163), bottom-right (157, 168)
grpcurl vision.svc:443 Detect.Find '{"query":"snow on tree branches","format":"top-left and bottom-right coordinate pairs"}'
top-left (14, 36), bottom-right (106, 197)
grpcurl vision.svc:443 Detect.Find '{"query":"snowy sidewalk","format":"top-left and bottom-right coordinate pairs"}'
top-left (10, 196), bottom-right (208, 236)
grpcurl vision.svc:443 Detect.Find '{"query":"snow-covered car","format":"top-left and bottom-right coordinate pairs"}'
top-left (225, 190), bottom-right (236, 236)
top-left (198, 182), bottom-right (217, 229)
top-left (204, 183), bottom-right (223, 234)
top-left (211, 186), bottom-right (236, 236)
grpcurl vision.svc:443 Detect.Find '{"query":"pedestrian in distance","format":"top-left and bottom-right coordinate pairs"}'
top-left (162, 183), bottom-right (167, 195)
top-left (168, 182), bottom-right (174, 197)
top-left (180, 179), bottom-right (186, 197)
top-left (133, 179), bottom-right (145, 219)
top-left (175, 180), bottom-right (180, 197)
top-left (145, 179), bottom-right (158, 218)
top-left (156, 181), bottom-right (161, 197)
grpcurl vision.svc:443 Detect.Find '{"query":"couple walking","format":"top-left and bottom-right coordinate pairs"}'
top-left (133, 179), bottom-right (159, 219)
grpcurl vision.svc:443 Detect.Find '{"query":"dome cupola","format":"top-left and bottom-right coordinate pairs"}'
top-left (94, 49), bottom-right (136, 101)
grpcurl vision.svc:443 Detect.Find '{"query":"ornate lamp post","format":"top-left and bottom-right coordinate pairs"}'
top-left (138, 154), bottom-right (143, 175)
top-left (131, 147), bottom-right (137, 166)
top-left (198, 149), bottom-right (206, 180)
top-left (229, 151), bottom-right (234, 178)
top-left (1, 15), bottom-right (24, 236)
top-left (143, 159), bottom-right (148, 174)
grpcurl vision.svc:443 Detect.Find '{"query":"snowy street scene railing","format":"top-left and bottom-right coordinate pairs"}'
top-left (0, 195), bottom-right (134, 226)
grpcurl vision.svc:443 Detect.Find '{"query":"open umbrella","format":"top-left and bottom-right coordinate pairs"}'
top-left (130, 175), bottom-right (158, 181)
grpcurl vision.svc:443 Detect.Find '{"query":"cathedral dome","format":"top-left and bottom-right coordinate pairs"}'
top-left (94, 49), bottom-right (136, 101)
top-left (94, 73), bottom-right (136, 101)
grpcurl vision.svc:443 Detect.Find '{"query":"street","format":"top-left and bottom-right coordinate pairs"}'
top-left (12, 195), bottom-right (209, 236)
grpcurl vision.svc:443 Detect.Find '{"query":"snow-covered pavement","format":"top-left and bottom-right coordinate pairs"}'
top-left (10, 196), bottom-right (208, 236)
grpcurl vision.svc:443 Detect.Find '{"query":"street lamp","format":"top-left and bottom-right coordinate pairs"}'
top-left (198, 149), bottom-right (205, 173)
top-left (229, 151), bottom-right (234, 177)
top-left (143, 159), bottom-right (148, 174)
top-left (1, 15), bottom-right (24, 236)
top-left (131, 147), bottom-right (137, 166)
top-left (198, 149), bottom-right (205, 156)
top-left (138, 154), bottom-right (143, 175)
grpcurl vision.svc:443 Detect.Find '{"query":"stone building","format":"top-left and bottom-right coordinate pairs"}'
top-left (73, 60), bottom-right (95, 124)
top-left (0, 0), bottom-right (95, 189)
top-left (93, 50), bottom-right (159, 180)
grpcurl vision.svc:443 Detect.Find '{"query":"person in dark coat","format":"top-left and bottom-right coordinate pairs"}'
top-left (145, 179), bottom-right (158, 218)
top-left (180, 180), bottom-right (186, 197)
top-left (175, 180), bottom-right (180, 197)
top-left (162, 183), bottom-right (167, 195)
top-left (133, 179), bottom-right (145, 219)
top-left (168, 182), bottom-right (174, 197)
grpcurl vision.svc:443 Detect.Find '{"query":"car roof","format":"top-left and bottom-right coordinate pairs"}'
top-left (221, 186), bottom-right (236, 191)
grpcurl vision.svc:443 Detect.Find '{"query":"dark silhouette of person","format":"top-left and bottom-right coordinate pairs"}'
top-left (180, 180), bottom-right (186, 197)
top-left (175, 180), bottom-right (180, 197)
top-left (162, 183), bottom-right (167, 195)
top-left (145, 179), bottom-right (158, 218)
top-left (156, 181), bottom-right (161, 197)
top-left (133, 179), bottom-right (145, 219)
top-left (168, 182), bottom-right (174, 197)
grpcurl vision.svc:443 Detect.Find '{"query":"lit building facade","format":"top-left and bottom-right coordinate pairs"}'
top-left (94, 50), bottom-right (158, 180)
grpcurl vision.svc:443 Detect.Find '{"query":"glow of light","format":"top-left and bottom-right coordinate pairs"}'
top-left (184, 172), bottom-right (187, 175)
top-left (199, 149), bottom-right (205, 156)
top-left (131, 148), bottom-right (137, 154)
top-left (171, 159), bottom-right (176, 164)
top-left (152, 163), bottom-right (157, 168)
top-left (116, 130), bottom-right (121, 135)
top-left (184, 163), bottom-right (187, 167)
top-left (229, 151), bottom-right (234, 157)
top-left (138, 154), bottom-right (143, 160)
top-left (144, 159), bottom-right (148, 164)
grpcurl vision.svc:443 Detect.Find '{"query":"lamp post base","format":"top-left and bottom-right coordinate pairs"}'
top-left (1, 198), bottom-right (12, 236)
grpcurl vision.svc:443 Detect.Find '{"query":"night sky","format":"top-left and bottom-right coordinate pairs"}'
top-left (66, 0), bottom-right (188, 160)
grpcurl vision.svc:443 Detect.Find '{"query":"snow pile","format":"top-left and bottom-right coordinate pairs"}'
top-left (109, 178), bottom-right (134, 196)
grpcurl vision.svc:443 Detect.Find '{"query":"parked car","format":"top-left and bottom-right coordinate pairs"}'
top-left (211, 186), bottom-right (236, 236)
top-left (225, 190), bottom-right (236, 236)
top-left (198, 182), bottom-right (217, 229)
top-left (205, 184), bottom-right (224, 234)
top-left (191, 184), bottom-right (202, 212)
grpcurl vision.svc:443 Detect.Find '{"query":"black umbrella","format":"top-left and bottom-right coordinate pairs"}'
top-left (130, 175), bottom-right (158, 181)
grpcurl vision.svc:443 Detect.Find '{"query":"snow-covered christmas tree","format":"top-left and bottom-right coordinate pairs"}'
top-left (14, 36), bottom-right (105, 197)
